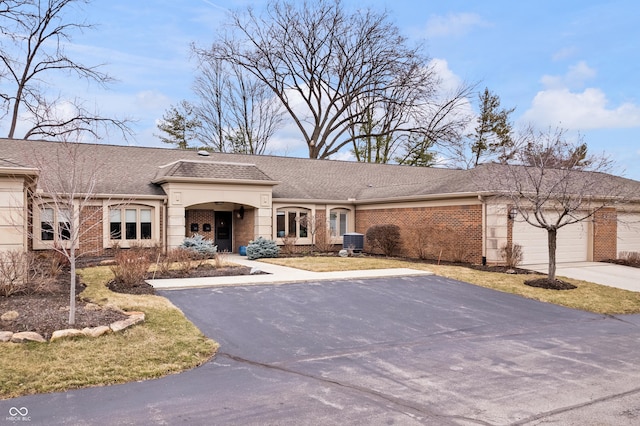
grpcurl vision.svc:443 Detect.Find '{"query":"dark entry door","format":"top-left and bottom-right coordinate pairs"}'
top-left (214, 211), bottom-right (233, 252)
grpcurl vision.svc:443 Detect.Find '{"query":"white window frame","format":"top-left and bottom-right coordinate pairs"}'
top-left (329, 208), bottom-right (349, 237)
top-left (104, 203), bottom-right (159, 248)
top-left (33, 204), bottom-right (75, 250)
top-left (327, 206), bottom-right (354, 243)
top-left (274, 206), bottom-right (313, 244)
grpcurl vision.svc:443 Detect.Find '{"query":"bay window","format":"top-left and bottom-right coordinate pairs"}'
top-left (110, 206), bottom-right (153, 241)
top-left (276, 208), bottom-right (310, 239)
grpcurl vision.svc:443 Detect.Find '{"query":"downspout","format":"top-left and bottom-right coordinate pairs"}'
top-left (479, 195), bottom-right (487, 265)
top-left (163, 198), bottom-right (168, 254)
top-left (23, 179), bottom-right (29, 253)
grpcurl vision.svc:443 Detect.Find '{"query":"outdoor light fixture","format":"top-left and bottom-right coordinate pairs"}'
top-left (508, 207), bottom-right (518, 220)
top-left (236, 206), bottom-right (245, 220)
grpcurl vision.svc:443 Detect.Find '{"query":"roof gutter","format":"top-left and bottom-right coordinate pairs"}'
top-left (349, 191), bottom-right (484, 205)
top-left (152, 176), bottom-right (280, 186)
top-left (0, 166), bottom-right (39, 177)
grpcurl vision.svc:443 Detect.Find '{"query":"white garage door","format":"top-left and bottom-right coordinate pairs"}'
top-left (618, 213), bottom-right (640, 256)
top-left (513, 219), bottom-right (589, 265)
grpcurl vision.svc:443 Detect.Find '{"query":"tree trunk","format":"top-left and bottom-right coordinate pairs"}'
top-left (68, 249), bottom-right (77, 325)
top-left (547, 228), bottom-right (557, 281)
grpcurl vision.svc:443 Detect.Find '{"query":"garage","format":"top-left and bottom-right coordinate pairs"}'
top-left (512, 218), bottom-right (589, 265)
top-left (617, 213), bottom-right (640, 256)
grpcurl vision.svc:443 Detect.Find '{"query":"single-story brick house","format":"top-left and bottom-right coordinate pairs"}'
top-left (1, 138), bottom-right (639, 265)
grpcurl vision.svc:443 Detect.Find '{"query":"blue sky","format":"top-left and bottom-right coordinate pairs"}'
top-left (10, 0), bottom-right (640, 178)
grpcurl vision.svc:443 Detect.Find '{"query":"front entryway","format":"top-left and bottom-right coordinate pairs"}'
top-left (215, 211), bottom-right (232, 252)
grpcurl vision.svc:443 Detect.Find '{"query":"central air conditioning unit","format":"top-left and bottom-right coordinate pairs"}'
top-left (343, 232), bottom-right (364, 252)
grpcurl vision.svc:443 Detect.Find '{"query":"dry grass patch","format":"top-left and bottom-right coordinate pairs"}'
top-left (260, 257), bottom-right (640, 315)
top-left (0, 266), bottom-right (217, 400)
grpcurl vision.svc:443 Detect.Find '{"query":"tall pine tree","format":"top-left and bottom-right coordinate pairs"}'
top-left (156, 101), bottom-right (201, 149)
top-left (470, 88), bottom-right (515, 166)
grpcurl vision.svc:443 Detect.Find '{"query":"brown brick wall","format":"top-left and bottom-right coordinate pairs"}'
top-left (185, 210), bottom-right (215, 240)
top-left (234, 207), bottom-right (255, 250)
top-left (593, 208), bottom-right (617, 261)
top-left (78, 205), bottom-right (104, 256)
top-left (355, 205), bottom-right (483, 263)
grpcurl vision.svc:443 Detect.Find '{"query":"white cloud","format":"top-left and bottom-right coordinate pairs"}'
top-left (135, 90), bottom-right (172, 113)
top-left (540, 61), bottom-right (596, 90)
top-left (429, 58), bottom-right (462, 92)
top-left (521, 62), bottom-right (640, 130)
top-left (552, 46), bottom-right (578, 61)
top-left (330, 151), bottom-right (356, 162)
top-left (522, 87), bottom-right (640, 129)
top-left (422, 13), bottom-right (491, 38)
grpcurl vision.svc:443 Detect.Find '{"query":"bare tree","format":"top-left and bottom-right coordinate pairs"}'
top-left (520, 130), bottom-right (590, 169)
top-left (24, 137), bottom-right (112, 325)
top-left (0, 0), bottom-right (132, 140)
top-left (199, 0), bottom-right (447, 160)
top-left (396, 84), bottom-right (475, 166)
top-left (495, 127), bottom-right (632, 284)
top-left (350, 76), bottom-right (474, 167)
top-left (190, 55), bottom-right (284, 154)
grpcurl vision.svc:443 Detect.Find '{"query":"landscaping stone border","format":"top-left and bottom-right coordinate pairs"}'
top-left (0, 311), bottom-right (145, 343)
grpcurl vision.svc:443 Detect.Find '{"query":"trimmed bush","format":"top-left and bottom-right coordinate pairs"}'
top-left (0, 250), bottom-right (57, 297)
top-left (246, 237), bottom-right (280, 260)
top-left (110, 248), bottom-right (152, 287)
top-left (366, 224), bottom-right (402, 257)
top-left (181, 234), bottom-right (218, 258)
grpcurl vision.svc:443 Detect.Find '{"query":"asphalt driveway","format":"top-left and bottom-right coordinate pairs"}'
top-left (3, 275), bottom-right (640, 425)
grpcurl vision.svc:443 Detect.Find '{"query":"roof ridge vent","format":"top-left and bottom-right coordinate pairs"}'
top-left (197, 150), bottom-right (210, 156)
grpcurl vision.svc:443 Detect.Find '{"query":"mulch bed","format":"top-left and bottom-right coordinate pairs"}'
top-left (524, 277), bottom-right (577, 290)
top-left (603, 259), bottom-right (640, 268)
top-left (0, 273), bottom-right (129, 340)
top-left (107, 265), bottom-right (257, 295)
top-left (468, 264), bottom-right (537, 275)
top-left (0, 265), bottom-right (260, 339)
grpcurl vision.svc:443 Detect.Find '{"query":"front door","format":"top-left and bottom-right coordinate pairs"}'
top-left (215, 211), bottom-right (233, 252)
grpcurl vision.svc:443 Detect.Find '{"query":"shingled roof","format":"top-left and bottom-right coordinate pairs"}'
top-left (153, 160), bottom-right (275, 183)
top-left (0, 138), bottom-right (638, 202)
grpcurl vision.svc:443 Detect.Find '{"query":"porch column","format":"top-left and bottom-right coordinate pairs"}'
top-left (167, 205), bottom-right (186, 249)
top-left (255, 207), bottom-right (273, 239)
top-left (0, 176), bottom-right (28, 252)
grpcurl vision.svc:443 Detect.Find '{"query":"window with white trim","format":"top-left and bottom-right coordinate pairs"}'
top-left (329, 209), bottom-right (349, 237)
top-left (110, 207), bottom-right (153, 241)
top-left (40, 207), bottom-right (71, 242)
top-left (276, 208), bottom-right (309, 239)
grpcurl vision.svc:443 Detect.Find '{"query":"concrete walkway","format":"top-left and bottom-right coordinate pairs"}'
top-left (149, 254), bottom-right (433, 290)
top-left (524, 261), bottom-right (640, 292)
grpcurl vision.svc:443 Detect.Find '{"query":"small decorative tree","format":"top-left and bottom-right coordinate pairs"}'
top-left (246, 237), bottom-right (280, 260)
top-left (181, 234), bottom-right (218, 258)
